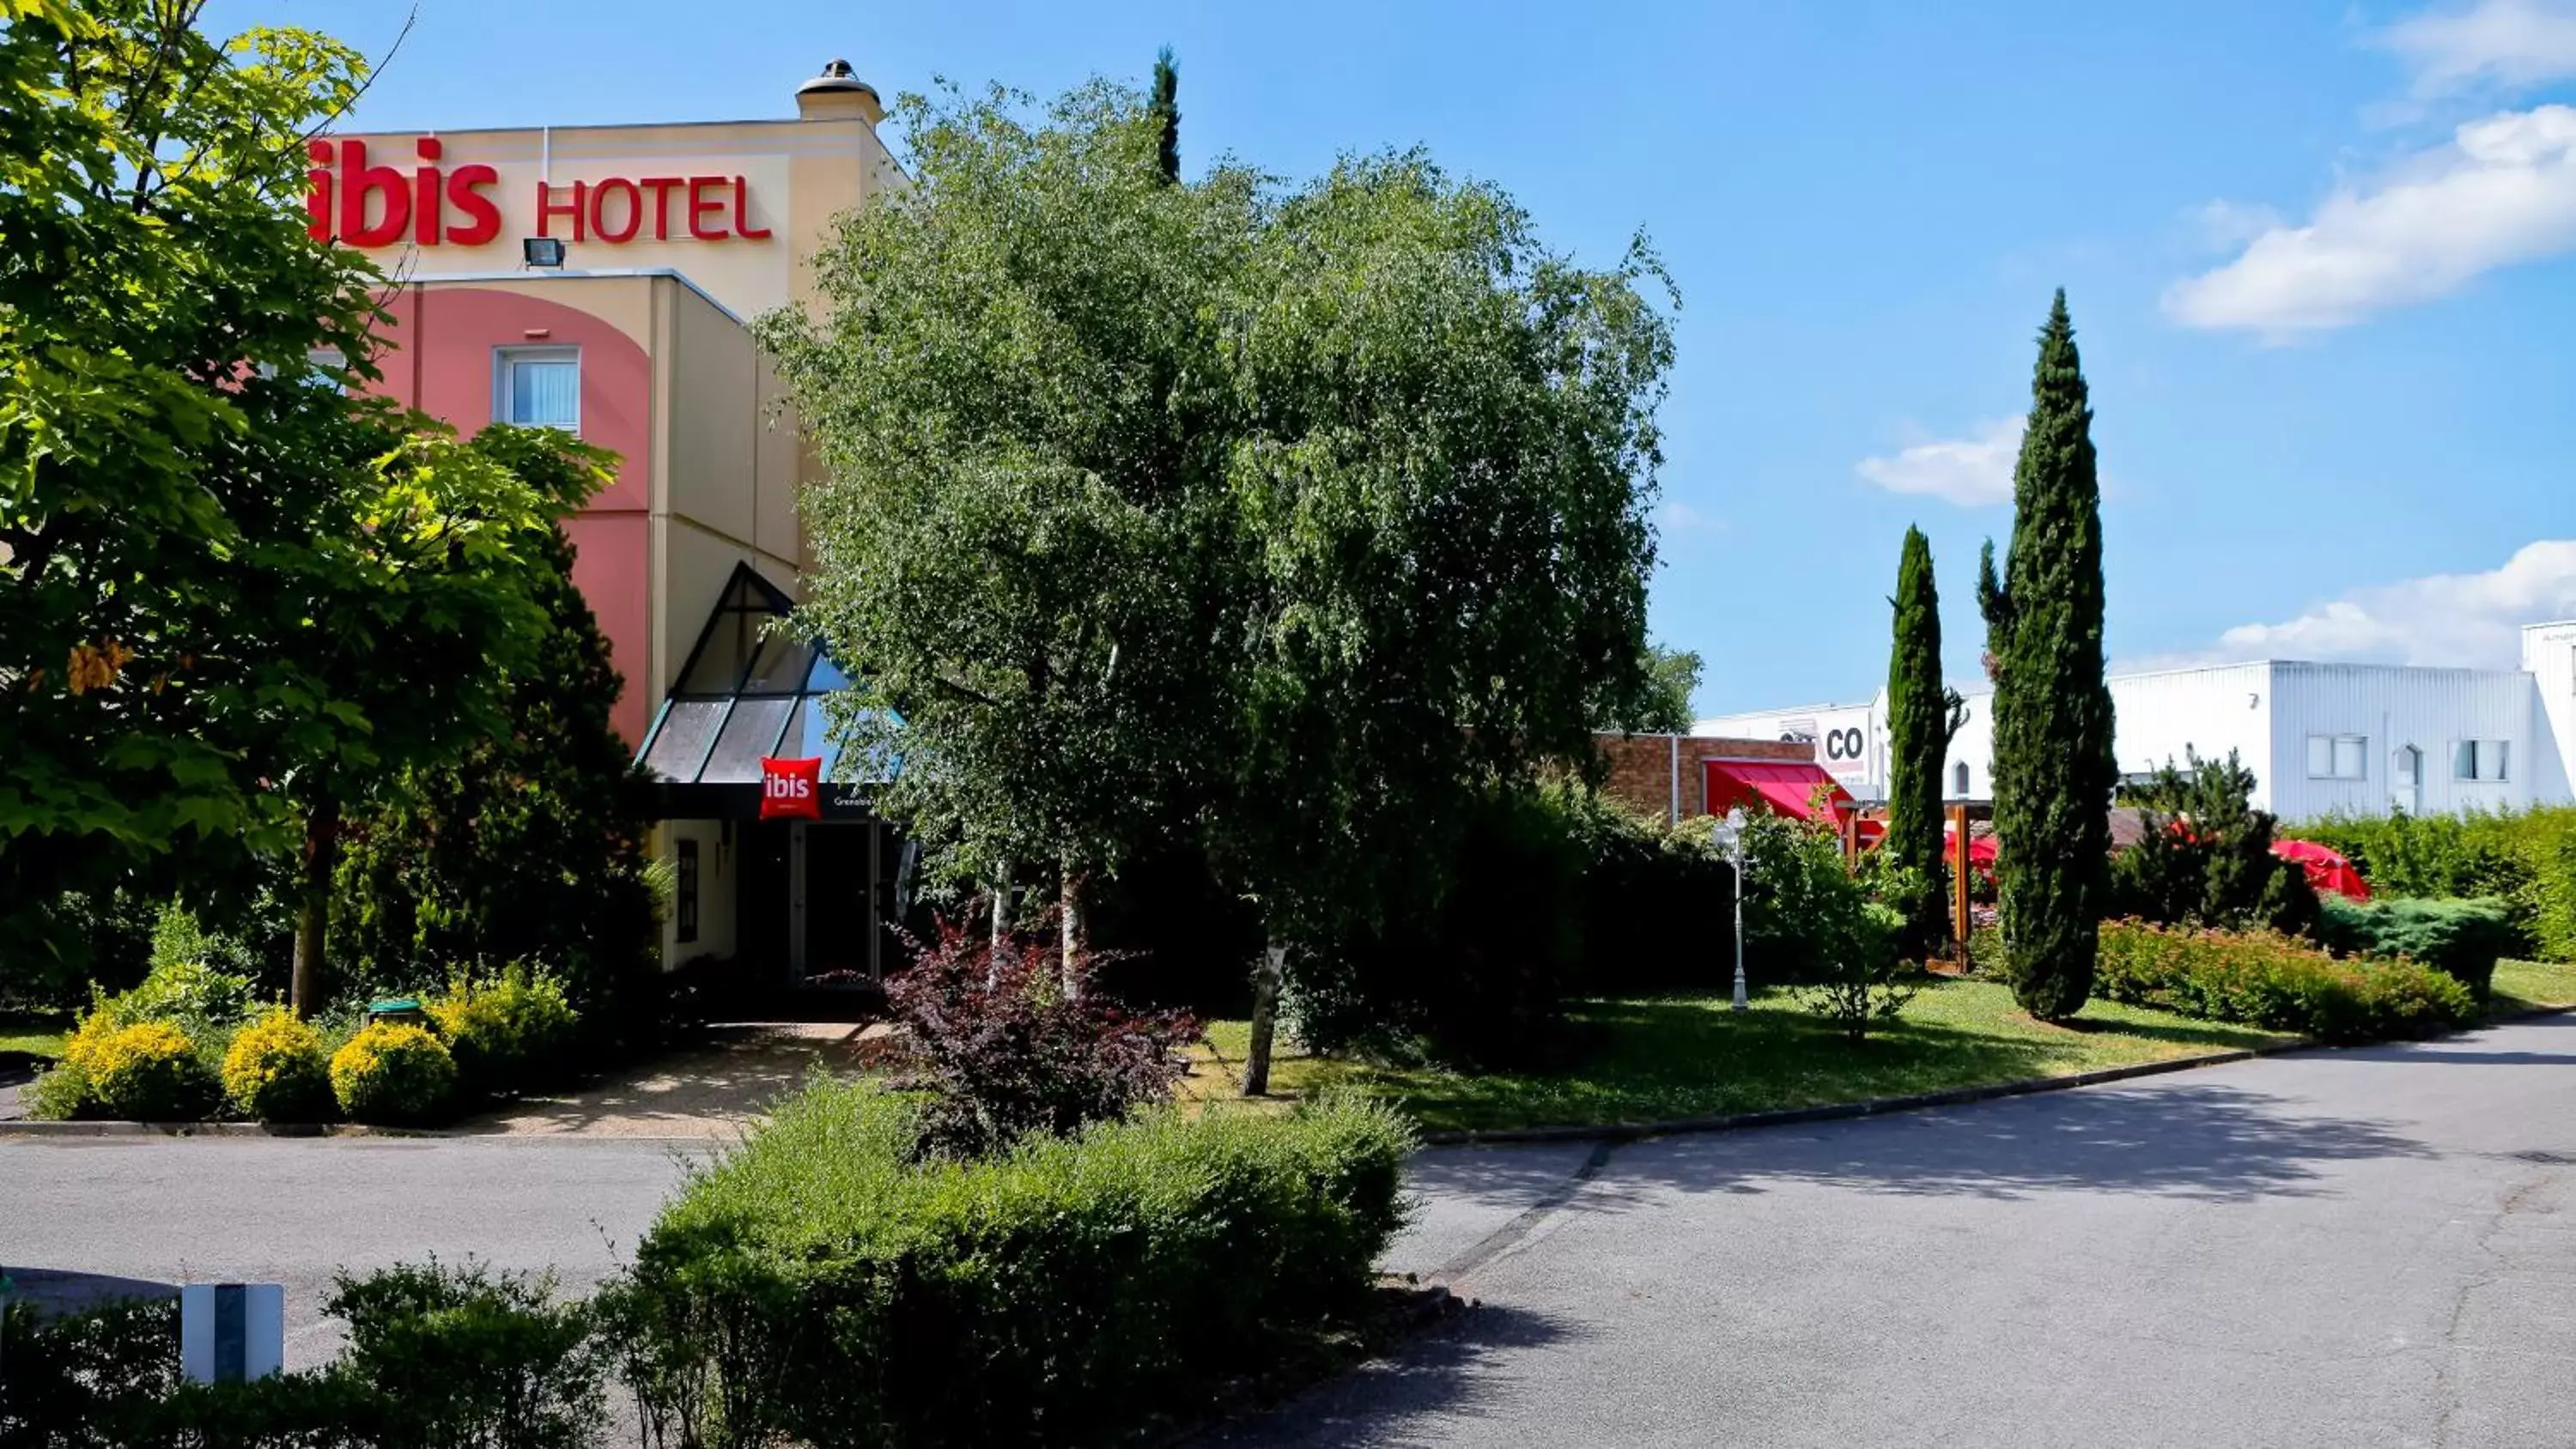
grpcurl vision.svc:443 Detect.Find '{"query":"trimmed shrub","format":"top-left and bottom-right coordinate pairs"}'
top-left (602, 1082), bottom-right (1414, 1448)
top-left (2291, 805), bottom-right (2576, 961)
top-left (886, 921), bottom-right (1199, 1157)
top-left (223, 1006), bottom-right (337, 1122)
top-left (76, 1021), bottom-right (220, 1120)
top-left (331, 1022), bottom-right (459, 1125)
top-left (427, 966), bottom-right (580, 1100)
top-left (326, 1258), bottom-right (604, 1449)
top-left (2316, 895), bottom-right (2516, 1001)
top-left (1285, 783), bottom-right (1735, 1068)
top-left (2094, 919), bottom-right (2476, 1044)
top-left (0, 1262), bottom-right (597, 1447)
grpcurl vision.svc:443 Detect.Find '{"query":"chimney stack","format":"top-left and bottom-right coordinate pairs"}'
top-left (796, 58), bottom-right (882, 127)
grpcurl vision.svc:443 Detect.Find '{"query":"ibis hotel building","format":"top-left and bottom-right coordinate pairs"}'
top-left (318, 62), bottom-right (902, 979)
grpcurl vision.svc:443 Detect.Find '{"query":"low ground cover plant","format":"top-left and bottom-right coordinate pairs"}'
top-left (601, 1081), bottom-right (1414, 1447)
top-left (2315, 895), bottom-right (2516, 1001)
top-left (2094, 919), bottom-right (2476, 1043)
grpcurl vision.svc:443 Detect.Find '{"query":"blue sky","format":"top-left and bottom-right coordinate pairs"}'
top-left (222, 0), bottom-right (2576, 714)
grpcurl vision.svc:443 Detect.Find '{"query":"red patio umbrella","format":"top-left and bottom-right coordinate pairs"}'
top-left (2271, 839), bottom-right (2369, 901)
top-left (1945, 822), bottom-right (1998, 876)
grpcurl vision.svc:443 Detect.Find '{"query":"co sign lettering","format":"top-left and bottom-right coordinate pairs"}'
top-left (1822, 727), bottom-right (1866, 762)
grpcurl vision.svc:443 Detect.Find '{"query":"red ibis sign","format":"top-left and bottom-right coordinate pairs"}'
top-left (306, 138), bottom-right (772, 248)
top-left (760, 756), bottom-right (823, 821)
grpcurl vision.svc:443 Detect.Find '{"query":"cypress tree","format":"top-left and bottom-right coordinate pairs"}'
top-left (1150, 46), bottom-right (1181, 185)
top-left (1886, 525), bottom-right (1963, 958)
top-left (1977, 291), bottom-right (2117, 1021)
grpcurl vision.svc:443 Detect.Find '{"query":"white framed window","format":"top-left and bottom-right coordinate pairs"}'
top-left (2454, 739), bottom-right (2510, 783)
top-left (1953, 761), bottom-right (1971, 796)
top-left (494, 346), bottom-right (580, 432)
top-left (2305, 734), bottom-right (2366, 780)
top-left (254, 348), bottom-right (347, 387)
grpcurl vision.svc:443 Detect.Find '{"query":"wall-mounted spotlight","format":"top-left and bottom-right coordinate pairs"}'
top-left (522, 236), bottom-right (567, 269)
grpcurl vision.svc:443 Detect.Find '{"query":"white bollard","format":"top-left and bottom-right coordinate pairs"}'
top-left (179, 1282), bottom-right (285, 1383)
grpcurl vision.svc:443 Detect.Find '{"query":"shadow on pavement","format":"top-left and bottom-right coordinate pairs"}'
top-left (3, 1266), bottom-right (178, 1317)
top-left (1406, 1079), bottom-right (2437, 1222)
top-left (1195, 1303), bottom-right (1579, 1447)
top-left (1619, 1081), bottom-right (2433, 1204)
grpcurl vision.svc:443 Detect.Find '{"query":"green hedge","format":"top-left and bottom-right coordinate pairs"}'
top-left (2315, 896), bottom-right (2515, 1001)
top-left (0, 1260), bottom-right (598, 1448)
top-left (601, 1082), bottom-right (1415, 1447)
top-left (2095, 919), bottom-right (2478, 1044)
top-left (2290, 806), bottom-right (2576, 962)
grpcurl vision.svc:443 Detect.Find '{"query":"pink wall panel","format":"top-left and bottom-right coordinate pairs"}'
top-left (402, 288), bottom-right (653, 514)
top-left (366, 285), bottom-right (659, 744)
top-left (562, 512), bottom-right (654, 746)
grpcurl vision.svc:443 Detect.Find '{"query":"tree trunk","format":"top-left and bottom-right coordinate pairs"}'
top-left (289, 801), bottom-right (341, 1018)
top-left (987, 860), bottom-right (1013, 986)
top-left (1059, 868), bottom-right (1083, 1000)
top-left (1241, 939), bottom-right (1286, 1097)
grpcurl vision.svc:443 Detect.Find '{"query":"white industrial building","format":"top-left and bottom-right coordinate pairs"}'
top-left (1695, 621), bottom-right (2576, 823)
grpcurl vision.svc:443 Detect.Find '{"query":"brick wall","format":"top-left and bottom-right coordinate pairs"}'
top-left (1593, 732), bottom-right (1816, 823)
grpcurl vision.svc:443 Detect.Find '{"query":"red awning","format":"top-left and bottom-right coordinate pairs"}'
top-left (1703, 759), bottom-right (1856, 825)
top-left (2272, 839), bottom-right (2370, 901)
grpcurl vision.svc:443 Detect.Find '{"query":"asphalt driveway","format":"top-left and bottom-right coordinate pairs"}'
top-left (6, 1016), bottom-right (2573, 1444)
top-left (1210, 1013), bottom-right (2576, 1448)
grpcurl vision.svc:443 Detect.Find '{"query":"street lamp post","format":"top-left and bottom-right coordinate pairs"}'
top-left (1710, 806), bottom-right (1749, 1012)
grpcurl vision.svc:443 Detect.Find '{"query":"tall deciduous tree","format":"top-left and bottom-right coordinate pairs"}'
top-left (0, 0), bottom-right (591, 1010)
top-left (762, 83), bottom-right (1672, 1090)
top-left (1613, 643), bottom-right (1702, 735)
top-left (1977, 292), bottom-right (2117, 1021)
top-left (760, 81), bottom-right (1255, 992)
top-left (1885, 525), bottom-right (1964, 957)
top-left (333, 427), bottom-right (662, 1041)
top-left (1213, 154), bottom-right (1673, 1091)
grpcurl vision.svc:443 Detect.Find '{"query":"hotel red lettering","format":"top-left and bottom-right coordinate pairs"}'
top-left (307, 138), bottom-right (499, 246)
top-left (760, 757), bottom-right (822, 821)
top-left (307, 141), bottom-right (763, 249)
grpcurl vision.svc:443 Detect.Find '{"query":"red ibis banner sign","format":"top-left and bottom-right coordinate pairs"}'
top-left (306, 138), bottom-right (772, 248)
top-left (760, 756), bottom-right (823, 821)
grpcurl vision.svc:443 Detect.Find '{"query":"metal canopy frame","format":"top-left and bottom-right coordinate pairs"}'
top-left (635, 562), bottom-right (891, 787)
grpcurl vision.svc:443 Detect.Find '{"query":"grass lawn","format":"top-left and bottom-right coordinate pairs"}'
top-left (2491, 958), bottom-right (2576, 1015)
top-left (0, 1014), bottom-right (70, 1060)
top-left (1182, 978), bottom-right (2297, 1135)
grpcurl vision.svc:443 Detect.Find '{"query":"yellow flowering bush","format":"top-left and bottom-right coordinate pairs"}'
top-left (428, 967), bottom-right (579, 1100)
top-left (81, 1021), bottom-right (218, 1120)
top-left (222, 1008), bottom-right (336, 1122)
top-left (330, 1022), bottom-right (459, 1125)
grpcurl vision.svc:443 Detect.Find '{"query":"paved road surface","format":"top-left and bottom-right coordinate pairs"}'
top-left (0, 1136), bottom-right (698, 1364)
top-left (7, 1016), bottom-right (2573, 1445)
top-left (1210, 1014), bottom-right (2576, 1447)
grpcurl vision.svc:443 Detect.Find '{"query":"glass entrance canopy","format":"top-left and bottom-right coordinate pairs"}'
top-left (636, 563), bottom-right (896, 786)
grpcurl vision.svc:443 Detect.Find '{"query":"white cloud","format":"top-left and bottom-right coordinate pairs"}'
top-left (2191, 198), bottom-right (2286, 251)
top-left (1855, 417), bottom-right (2023, 506)
top-left (2131, 540), bottom-right (2576, 671)
top-left (2382, 0), bottom-right (2576, 95)
top-left (2164, 105), bottom-right (2576, 333)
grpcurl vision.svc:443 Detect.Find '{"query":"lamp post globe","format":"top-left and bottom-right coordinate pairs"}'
top-left (1717, 808), bottom-right (1749, 1012)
